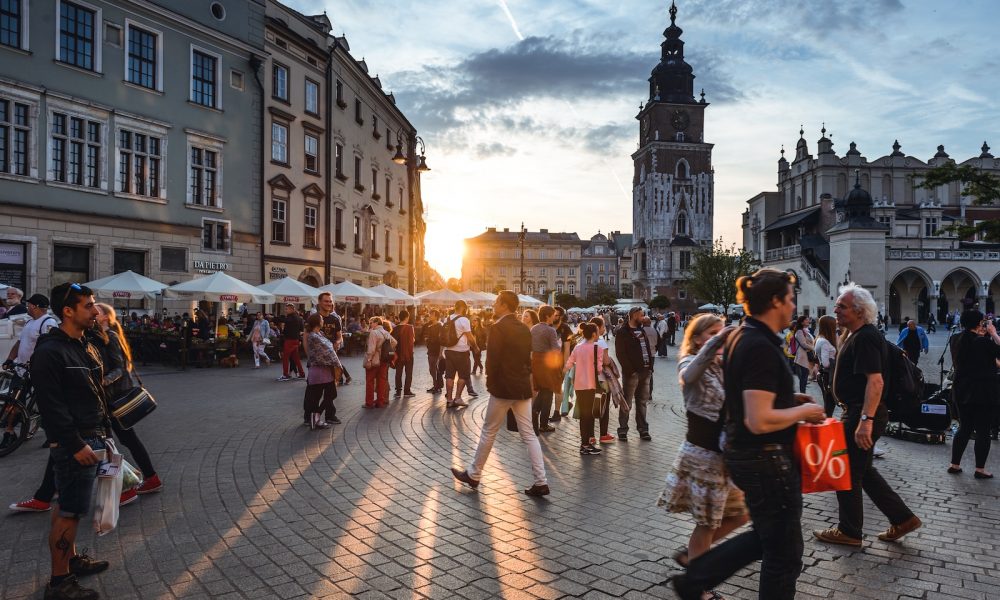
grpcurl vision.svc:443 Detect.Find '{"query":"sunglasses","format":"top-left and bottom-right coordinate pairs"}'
top-left (62, 282), bottom-right (83, 306)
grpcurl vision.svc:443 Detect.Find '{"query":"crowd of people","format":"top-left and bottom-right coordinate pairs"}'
top-left (3, 271), bottom-right (999, 600)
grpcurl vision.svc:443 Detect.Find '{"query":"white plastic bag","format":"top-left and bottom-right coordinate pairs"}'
top-left (93, 439), bottom-right (123, 536)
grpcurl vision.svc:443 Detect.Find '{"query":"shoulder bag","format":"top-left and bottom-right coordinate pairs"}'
top-left (108, 369), bottom-right (157, 430)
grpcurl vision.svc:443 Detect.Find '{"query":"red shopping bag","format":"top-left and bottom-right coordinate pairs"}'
top-left (796, 418), bottom-right (852, 494)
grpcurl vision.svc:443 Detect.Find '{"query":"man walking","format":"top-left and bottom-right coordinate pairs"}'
top-left (32, 282), bottom-right (110, 600)
top-left (443, 300), bottom-right (475, 408)
top-left (814, 284), bottom-right (921, 548)
top-left (530, 305), bottom-right (562, 433)
top-left (667, 312), bottom-right (678, 346)
top-left (392, 310), bottom-right (415, 397)
top-left (895, 319), bottom-right (928, 366)
top-left (451, 290), bottom-right (549, 496)
top-left (424, 310), bottom-right (444, 393)
top-left (277, 303), bottom-right (304, 381)
top-left (615, 306), bottom-right (655, 441)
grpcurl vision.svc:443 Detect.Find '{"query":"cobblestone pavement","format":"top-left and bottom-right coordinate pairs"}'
top-left (1, 330), bottom-right (997, 599)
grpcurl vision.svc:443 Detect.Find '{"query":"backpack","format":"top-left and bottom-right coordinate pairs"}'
top-left (785, 331), bottom-right (797, 356)
top-left (882, 339), bottom-right (925, 413)
top-left (439, 316), bottom-right (461, 348)
top-left (379, 331), bottom-right (395, 364)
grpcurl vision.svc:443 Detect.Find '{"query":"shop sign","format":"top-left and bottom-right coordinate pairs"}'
top-left (193, 260), bottom-right (231, 274)
top-left (219, 294), bottom-right (239, 302)
top-left (269, 265), bottom-right (289, 281)
top-left (112, 291), bottom-right (134, 299)
top-left (0, 243), bottom-right (24, 265)
top-left (280, 296), bottom-right (301, 303)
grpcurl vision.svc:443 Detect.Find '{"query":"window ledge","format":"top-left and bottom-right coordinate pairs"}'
top-left (122, 80), bottom-right (163, 95)
top-left (271, 96), bottom-right (291, 106)
top-left (113, 192), bottom-right (167, 204)
top-left (355, 118), bottom-right (364, 126)
top-left (45, 180), bottom-right (108, 196)
top-left (371, 193), bottom-right (381, 201)
top-left (0, 172), bottom-right (40, 185)
top-left (335, 173), bottom-right (348, 182)
top-left (373, 132), bottom-right (381, 140)
top-left (54, 60), bottom-right (102, 78)
top-left (354, 184), bottom-right (365, 193)
top-left (353, 248), bottom-right (363, 255)
top-left (185, 203), bottom-right (225, 213)
top-left (200, 249), bottom-right (232, 256)
top-left (270, 159), bottom-right (290, 168)
top-left (270, 241), bottom-right (291, 246)
top-left (1, 45), bottom-right (32, 57)
top-left (303, 244), bottom-right (321, 250)
top-left (336, 99), bottom-right (347, 109)
top-left (334, 243), bottom-right (347, 251)
top-left (303, 168), bottom-right (320, 177)
top-left (187, 100), bottom-right (223, 113)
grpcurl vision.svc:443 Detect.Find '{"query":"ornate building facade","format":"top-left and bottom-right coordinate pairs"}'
top-left (631, 2), bottom-right (714, 312)
top-left (743, 129), bottom-right (1000, 323)
top-left (462, 228), bottom-right (582, 297)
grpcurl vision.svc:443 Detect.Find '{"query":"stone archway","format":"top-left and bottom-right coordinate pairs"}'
top-left (298, 267), bottom-right (323, 288)
top-left (940, 268), bottom-right (982, 318)
top-left (888, 268), bottom-right (932, 325)
top-left (987, 271), bottom-right (1000, 314)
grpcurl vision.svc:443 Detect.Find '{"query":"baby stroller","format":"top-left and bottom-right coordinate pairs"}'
top-left (885, 380), bottom-right (952, 444)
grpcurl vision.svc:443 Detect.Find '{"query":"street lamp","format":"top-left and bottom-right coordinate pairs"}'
top-left (391, 133), bottom-right (430, 172)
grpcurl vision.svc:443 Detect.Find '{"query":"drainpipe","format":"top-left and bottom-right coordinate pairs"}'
top-left (324, 45), bottom-right (335, 284)
top-left (250, 55), bottom-right (266, 286)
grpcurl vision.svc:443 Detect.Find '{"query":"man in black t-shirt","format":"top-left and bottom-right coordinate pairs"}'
top-left (813, 285), bottom-right (920, 548)
top-left (277, 303), bottom-right (304, 381)
top-left (949, 310), bottom-right (1000, 475)
top-left (613, 307), bottom-right (655, 441)
top-left (677, 269), bottom-right (824, 600)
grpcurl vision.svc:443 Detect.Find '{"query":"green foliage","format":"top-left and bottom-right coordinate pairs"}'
top-left (648, 295), bottom-right (670, 310)
top-left (688, 239), bottom-right (761, 314)
top-left (555, 293), bottom-right (583, 308)
top-left (917, 163), bottom-right (1000, 242)
top-left (585, 284), bottom-right (619, 307)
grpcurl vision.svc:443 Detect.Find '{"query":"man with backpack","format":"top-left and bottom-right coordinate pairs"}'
top-left (423, 311), bottom-right (445, 393)
top-left (442, 300), bottom-right (476, 408)
top-left (813, 284), bottom-right (921, 548)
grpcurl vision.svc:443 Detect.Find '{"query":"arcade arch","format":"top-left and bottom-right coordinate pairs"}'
top-left (888, 268), bottom-right (932, 325)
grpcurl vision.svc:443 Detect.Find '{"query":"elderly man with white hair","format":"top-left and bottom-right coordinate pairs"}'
top-left (813, 283), bottom-right (921, 548)
top-left (3, 286), bottom-right (27, 319)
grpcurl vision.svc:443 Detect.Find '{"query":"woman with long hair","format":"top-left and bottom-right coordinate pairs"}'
top-left (658, 314), bottom-right (748, 600)
top-left (813, 315), bottom-right (839, 416)
top-left (363, 317), bottom-right (396, 408)
top-left (791, 315), bottom-right (815, 394)
top-left (302, 313), bottom-right (341, 429)
top-left (91, 304), bottom-right (162, 504)
top-left (563, 322), bottom-right (612, 456)
top-left (521, 309), bottom-right (539, 328)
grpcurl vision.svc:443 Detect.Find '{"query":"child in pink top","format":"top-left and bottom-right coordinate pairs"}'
top-left (564, 322), bottom-right (612, 455)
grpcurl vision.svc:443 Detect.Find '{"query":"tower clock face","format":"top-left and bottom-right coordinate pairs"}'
top-left (670, 109), bottom-right (690, 132)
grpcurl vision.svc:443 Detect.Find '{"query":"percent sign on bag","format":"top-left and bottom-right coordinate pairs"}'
top-left (804, 439), bottom-right (848, 483)
top-left (796, 418), bottom-right (853, 494)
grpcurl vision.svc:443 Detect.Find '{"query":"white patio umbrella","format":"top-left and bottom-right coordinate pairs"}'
top-left (698, 303), bottom-right (721, 311)
top-left (318, 280), bottom-right (384, 303)
top-left (368, 284), bottom-right (416, 306)
top-left (517, 294), bottom-right (543, 308)
top-left (82, 270), bottom-right (168, 300)
top-left (418, 288), bottom-right (465, 306)
top-left (458, 290), bottom-right (493, 308)
top-left (165, 272), bottom-right (275, 304)
top-left (256, 277), bottom-right (321, 304)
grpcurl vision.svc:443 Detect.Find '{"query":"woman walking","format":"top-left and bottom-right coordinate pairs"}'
top-left (249, 312), bottom-right (272, 368)
top-left (564, 322), bottom-right (611, 456)
top-left (658, 314), bottom-right (748, 600)
top-left (813, 315), bottom-right (838, 416)
top-left (948, 310), bottom-right (1000, 478)
top-left (302, 313), bottom-right (342, 428)
top-left (364, 317), bottom-right (396, 408)
top-left (792, 315), bottom-right (815, 393)
top-left (91, 304), bottom-right (162, 503)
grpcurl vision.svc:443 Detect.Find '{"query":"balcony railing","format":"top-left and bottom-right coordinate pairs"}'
top-left (800, 255), bottom-right (829, 297)
top-left (887, 248), bottom-right (1000, 261)
top-left (764, 244), bottom-right (801, 262)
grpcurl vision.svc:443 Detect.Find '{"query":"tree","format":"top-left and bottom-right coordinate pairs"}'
top-left (555, 293), bottom-right (583, 308)
top-left (446, 278), bottom-right (463, 292)
top-left (687, 239), bottom-right (761, 315)
top-left (649, 295), bottom-right (670, 310)
top-left (917, 162), bottom-right (1000, 242)
top-left (585, 284), bottom-right (618, 307)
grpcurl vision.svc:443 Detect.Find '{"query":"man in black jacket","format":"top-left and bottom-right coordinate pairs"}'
top-left (451, 290), bottom-right (549, 496)
top-left (32, 282), bottom-right (110, 600)
top-left (614, 306), bottom-right (655, 441)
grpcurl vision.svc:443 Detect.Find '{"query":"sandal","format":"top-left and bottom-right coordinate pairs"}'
top-left (672, 546), bottom-right (689, 568)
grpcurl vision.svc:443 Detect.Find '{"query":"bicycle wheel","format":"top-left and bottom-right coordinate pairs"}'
top-left (0, 406), bottom-right (28, 458)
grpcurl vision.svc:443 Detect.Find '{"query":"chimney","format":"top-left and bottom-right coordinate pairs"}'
top-left (539, 228), bottom-right (548, 234)
top-left (487, 227), bottom-right (496, 233)
top-left (502, 227), bottom-right (509, 232)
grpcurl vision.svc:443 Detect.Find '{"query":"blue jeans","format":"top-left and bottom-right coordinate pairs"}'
top-left (51, 436), bottom-right (105, 518)
top-left (680, 446), bottom-right (804, 599)
top-left (794, 363), bottom-right (810, 394)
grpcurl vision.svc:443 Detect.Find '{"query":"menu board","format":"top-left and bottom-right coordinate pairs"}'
top-left (0, 243), bottom-right (26, 290)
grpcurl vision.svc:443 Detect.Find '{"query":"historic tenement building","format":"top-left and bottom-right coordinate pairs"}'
top-left (462, 228), bottom-right (583, 298)
top-left (580, 233), bottom-right (619, 299)
top-left (0, 0), bottom-right (265, 302)
top-left (630, 2), bottom-right (714, 313)
top-left (743, 129), bottom-right (1000, 323)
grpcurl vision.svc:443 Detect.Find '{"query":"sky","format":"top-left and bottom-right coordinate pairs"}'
top-left (288, 0), bottom-right (999, 280)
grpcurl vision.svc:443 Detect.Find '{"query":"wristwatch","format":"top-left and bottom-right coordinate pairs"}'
top-left (860, 414), bottom-right (874, 422)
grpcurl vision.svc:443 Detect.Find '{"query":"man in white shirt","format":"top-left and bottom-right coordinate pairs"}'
top-left (5, 294), bottom-right (58, 368)
top-left (444, 300), bottom-right (476, 408)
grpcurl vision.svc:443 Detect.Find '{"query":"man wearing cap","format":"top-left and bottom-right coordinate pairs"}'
top-left (614, 307), bottom-right (655, 441)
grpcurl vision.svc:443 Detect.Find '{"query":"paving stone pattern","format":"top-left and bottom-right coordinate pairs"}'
top-left (0, 330), bottom-right (997, 599)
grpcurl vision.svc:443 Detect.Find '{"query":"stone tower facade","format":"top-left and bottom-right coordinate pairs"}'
top-left (631, 1), bottom-right (714, 311)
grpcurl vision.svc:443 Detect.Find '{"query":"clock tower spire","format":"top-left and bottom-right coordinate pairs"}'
top-left (630, 1), bottom-right (714, 309)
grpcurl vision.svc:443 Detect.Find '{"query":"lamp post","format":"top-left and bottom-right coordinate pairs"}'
top-left (518, 223), bottom-right (526, 295)
top-left (393, 132), bottom-right (430, 294)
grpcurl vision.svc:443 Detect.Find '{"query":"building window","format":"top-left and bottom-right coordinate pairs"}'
top-left (271, 197), bottom-right (287, 243)
top-left (586, 275), bottom-right (592, 285)
top-left (599, 263), bottom-right (605, 272)
top-left (160, 247), bottom-right (186, 272)
top-left (304, 133), bottom-right (318, 173)
top-left (334, 206), bottom-right (344, 247)
top-left (271, 122), bottom-right (287, 163)
top-left (334, 143), bottom-right (345, 180)
top-left (126, 23), bottom-right (159, 90)
top-left (354, 98), bottom-right (363, 125)
top-left (202, 218), bottom-right (230, 252)
top-left (229, 69), bottom-right (244, 90)
top-left (272, 63), bottom-right (288, 101)
top-left (569, 268), bottom-right (575, 276)
top-left (113, 249), bottom-right (145, 276)
top-left (677, 212), bottom-right (688, 235)
top-left (59, 1), bottom-right (99, 71)
top-left (187, 138), bottom-right (221, 207)
top-left (191, 48), bottom-right (219, 108)
top-left (398, 233), bottom-right (403, 265)
top-left (353, 156), bottom-right (362, 190)
top-left (50, 112), bottom-right (102, 187)
top-left (679, 251), bottom-right (692, 270)
top-left (53, 244), bottom-right (90, 287)
top-left (304, 205), bottom-right (318, 247)
top-left (610, 276), bottom-right (615, 285)
top-left (0, 98), bottom-right (30, 176)
top-left (1, 0), bottom-right (22, 50)
top-left (335, 79), bottom-right (344, 107)
top-left (924, 217), bottom-right (938, 237)
top-left (304, 79), bottom-right (319, 115)
top-left (352, 215), bottom-right (361, 251)
top-left (117, 129), bottom-right (162, 197)
top-left (568, 283), bottom-right (575, 295)
top-left (384, 227), bottom-right (391, 259)
top-left (384, 176), bottom-right (392, 205)
top-left (369, 223), bottom-right (377, 257)
top-left (371, 168), bottom-right (379, 199)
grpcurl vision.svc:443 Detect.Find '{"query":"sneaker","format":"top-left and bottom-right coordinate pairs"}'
top-left (872, 443), bottom-right (886, 458)
top-left (314, 421), bottom-right (330, 429)
top-left (136, 474), bottom-right (162, 495)
top-left (44, 575), bottom-right (99, 600)
top-left (813, 527), bottom-right (863, 547)
top-left (586, 443), bottom-right (602, 454)
top-left (618, 434), bottom-right (628, 442)
top-left (640, 431), bottom-right (653, 441)
top-left (276, 375), bottom-right (292, 382)
top-left (403, 392), bottom-right (416, 397)
top-left (524, 484), bottom-right (550, 497)
top-left (599, 434), bottom-right (616, 443)
top-left (328, 416), bottom-right (342, 424)
top-left (69, 552), bottom-right (109, 578)
top-left (9, 498), bottom-right (51, 512)
top-left (877, 516), bottom-right (922, 541)
top-left (119, 488), bottom-right (138, 507)
top-left (579, 445), bottom-right (602, 455)
top-left (426, 387), bottom-right (439, 393)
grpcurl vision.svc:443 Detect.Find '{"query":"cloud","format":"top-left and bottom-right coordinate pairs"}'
top-left (686, 0), bottom-right (903, 38)
top-left (474, 142), bottom-right (518, 158)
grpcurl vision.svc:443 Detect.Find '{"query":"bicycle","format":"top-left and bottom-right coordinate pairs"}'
top-left (0, 363), bottom-right (40, 458)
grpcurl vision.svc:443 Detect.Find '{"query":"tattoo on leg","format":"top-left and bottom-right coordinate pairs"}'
top-left (56, 531), bottom-right (72, 558)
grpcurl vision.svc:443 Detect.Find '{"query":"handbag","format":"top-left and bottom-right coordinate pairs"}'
top-left (795, 418), bottom-right (852, 494)
top-left (591, 345), bottom-right (604, 419)
top-left (93, 439), bottom-right (123, 536)
top-left (108, 386), bottom-right (158, 430)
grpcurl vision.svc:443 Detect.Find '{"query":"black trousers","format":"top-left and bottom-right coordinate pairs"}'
top-left (394, 358), bottom-right (414, 394)
top-left (951, 402), bottom-right (995, 469)
top-left (532, 389), bottom-right (553, 431)
top-left (303, 382), bottom-right (337, 422)
top-left (576, 389), bottom-right (597, 445)
top-left (837, 406), bottom-right (915, 539)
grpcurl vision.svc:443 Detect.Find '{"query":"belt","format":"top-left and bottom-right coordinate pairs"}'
top-left (761, 443), bottom-right (787, 451)
top-left (78, 428), bottom-right (106, 438)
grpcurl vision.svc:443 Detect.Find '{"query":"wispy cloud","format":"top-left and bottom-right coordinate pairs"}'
top-left (496, 0), bottom-right (525, 41)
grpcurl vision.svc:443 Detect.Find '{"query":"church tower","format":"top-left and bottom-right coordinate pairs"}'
top-left (631, 1), bottom-right (714, 308)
